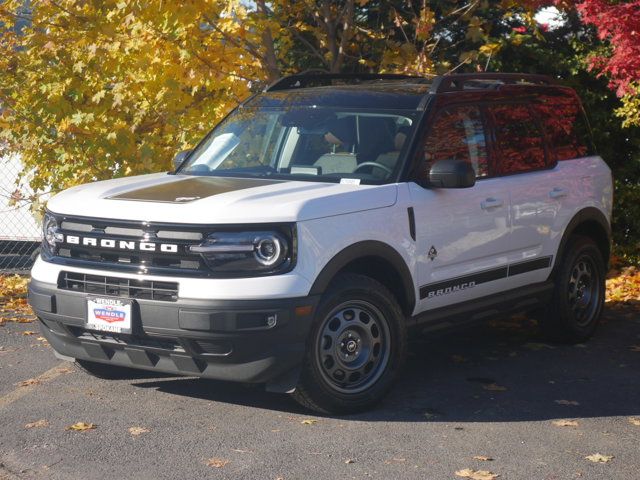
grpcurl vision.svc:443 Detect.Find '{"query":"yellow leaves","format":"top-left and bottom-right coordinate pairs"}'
top-left (300, 419), bottom-right (318, 425)
top-left (473, 456), bottom-right (494, 462)
top-left (25, 419), bottom-right (49, 429)
top-left (455, 468), bottom-right (499, 480)
top-left (585, 453), bottom-right (614, 464)
top-left (66, 422), bottom-right (97, 432)
top-left (0, 275), bottom-right (28, 298)
top-left (629, 417), bottom-right (640, 426)
top-left (92, 90), bottom-right (106, 104)
top-left (606, 266), bottom-right (640, 305)
top-left (128, 426), bottom-right (150, 436)
top-left (552, 419), bottom-right (579, 427)
top-left (479, 42), bottom-right (501, 57)
top-left (206, 458), bottom-right (230, 468)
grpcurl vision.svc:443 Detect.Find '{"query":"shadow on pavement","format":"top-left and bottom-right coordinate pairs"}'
top-left (132, 306), bottom-right (640, 421)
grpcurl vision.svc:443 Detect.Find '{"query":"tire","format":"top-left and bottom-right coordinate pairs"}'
top-left (74, 359), bottom-right (151, 380)
top-left (540, 236), bottom-right (606, 343)
top-left (292, 273), bottom-right (407, 414)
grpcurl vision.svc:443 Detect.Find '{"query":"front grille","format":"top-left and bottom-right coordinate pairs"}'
top-left (59, 271), bottom-right (179, 302)
top-left (49, 215), bottom-right (209, 276)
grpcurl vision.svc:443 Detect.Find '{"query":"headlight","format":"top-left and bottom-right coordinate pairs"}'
top-left (190, 229), bottom-right (294, 275)
top-left (42, 212), bottom-right (62, 254)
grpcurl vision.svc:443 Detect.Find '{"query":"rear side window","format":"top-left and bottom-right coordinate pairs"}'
top-left (488, 103), bottom-right (547, 174)
top-left (421, 105), bottom-right (489, 178)
top-left (532, 93), bottom-right (595, 161)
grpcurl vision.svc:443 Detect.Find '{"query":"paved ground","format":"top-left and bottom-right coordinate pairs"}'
top-left (1, 306), bottom-right (639, 480)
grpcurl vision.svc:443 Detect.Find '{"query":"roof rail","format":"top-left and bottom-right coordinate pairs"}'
top-left (265, 71), bottom-right (427, 92)
top-left (430, 73), bottom-right (557, 94)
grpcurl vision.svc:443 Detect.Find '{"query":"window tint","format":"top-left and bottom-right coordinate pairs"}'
top-left (532, 94), bottom-right (595, 161)
top-left (421, 105), bottom-right (489, 178)
top-left (489, 103), bottom-right (546, 174)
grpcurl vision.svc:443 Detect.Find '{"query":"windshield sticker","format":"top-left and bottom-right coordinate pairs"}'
top-left (340, 178), bottom-right (361, 185)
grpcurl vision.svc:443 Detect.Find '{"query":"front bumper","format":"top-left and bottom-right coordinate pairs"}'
top-left (29, 279), bottom-right (319, 389)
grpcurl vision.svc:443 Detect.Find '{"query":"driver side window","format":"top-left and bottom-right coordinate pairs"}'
top-left (420, 105), bottom-right (489, 180)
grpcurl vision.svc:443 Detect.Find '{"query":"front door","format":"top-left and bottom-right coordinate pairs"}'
top-left (410, 104), bottom-right (511, 314)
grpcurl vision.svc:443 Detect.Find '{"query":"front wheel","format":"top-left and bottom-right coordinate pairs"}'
top-left (292, 274), bottom-right (407, 414)
top-left (540, 236), bottom-right (606, 343)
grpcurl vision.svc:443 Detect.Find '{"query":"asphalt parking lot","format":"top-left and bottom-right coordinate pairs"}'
top-left (1, 306), bottom-right (639, 480)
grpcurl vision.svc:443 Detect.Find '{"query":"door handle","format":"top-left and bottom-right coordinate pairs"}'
top-left (481, 198), bottom-right (503, 210)
top-left (549, 187), bottom-right (568, 199)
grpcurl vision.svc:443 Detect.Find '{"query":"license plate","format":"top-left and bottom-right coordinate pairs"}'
top-left (86, 296), bottom-right (132, 334)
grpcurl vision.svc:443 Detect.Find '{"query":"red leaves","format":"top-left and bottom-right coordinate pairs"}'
top-left (576, 0), bottom-right (640, 97)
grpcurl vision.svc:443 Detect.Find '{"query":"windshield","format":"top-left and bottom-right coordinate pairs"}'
top-left (179, 107), bottom-right (417, 184)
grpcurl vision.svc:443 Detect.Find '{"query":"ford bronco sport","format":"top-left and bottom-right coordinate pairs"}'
top-left (28, 72), bottom-right (613, 413)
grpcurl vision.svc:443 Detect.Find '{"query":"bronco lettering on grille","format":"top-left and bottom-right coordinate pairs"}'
top-left (64, 235), bottom-right (178, 253)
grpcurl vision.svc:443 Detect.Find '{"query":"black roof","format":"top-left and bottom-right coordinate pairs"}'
top-left (249, 82), bottom-right (433, 110)
top-left (245, 72), bottom-right (564, 111)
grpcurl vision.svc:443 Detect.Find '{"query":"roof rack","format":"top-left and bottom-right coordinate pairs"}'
top-left (429, 73), bottom-right (557, 93)
top-left (264, 71), bottom-right (427, 92)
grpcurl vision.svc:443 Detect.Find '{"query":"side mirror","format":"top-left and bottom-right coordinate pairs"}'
top-left (428, 159), bottom-right (476, 188)
top-left (173, 149), bottom-right (192, 170)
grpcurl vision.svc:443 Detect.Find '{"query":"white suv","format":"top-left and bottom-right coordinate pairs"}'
top-left (28, 73), bottom-right (613, 413)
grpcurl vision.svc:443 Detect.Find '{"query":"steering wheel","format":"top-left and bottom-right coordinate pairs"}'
top-left (352, 162), bottom-right (393, 175)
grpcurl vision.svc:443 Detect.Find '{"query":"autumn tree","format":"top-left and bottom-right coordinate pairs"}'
top-left (0, 0), bottom-right (265, 193)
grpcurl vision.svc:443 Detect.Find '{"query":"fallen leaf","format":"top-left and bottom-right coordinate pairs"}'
top-left (25, 419), bottom-right (49, 429)
top-left (629, 417), bottom-right (640, 426)
top-left (66, 422), bottom-right (96, 431)
top-left (473, 456), bottom-right (494, 461)
top-left (206, 458), bottom-right (229, 468)
top-left (553, 420), bottom-right (579, 427)
top-left (36, 336), bottom-right (47, 342)
top-left (128, 426), bottom-right (149, 436)
top-left (585, 453), bottom-right (613, 463)
top-left (17, 378), bottom-right (40, 387)
top-left (345, 459), bottom-right (355, 464)
top-left (301, 419), bottom-right (318, 425)
top-left (22, 331), bottom-right (36, 336)
top-left (482, 383), bottom-right (507, 392)
top-left (455, 468), bottom-right (499, 479)
top-left (555, 399), bottom-right (580, 406)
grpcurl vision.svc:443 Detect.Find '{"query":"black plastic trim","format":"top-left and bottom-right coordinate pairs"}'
top-left (407, 207), bottom-right (416, 241)
top-left (309, 241), bottom-right (416, 314)
top-left (413, 281), bottom-right (554, 329)
top-left (552, 207), bottom-right (612, 275)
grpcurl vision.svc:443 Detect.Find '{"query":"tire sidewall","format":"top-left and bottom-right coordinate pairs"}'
top-left (554, 238), bottom-right (606, 340)
top-left (301, 275), bottom-right (407, 411)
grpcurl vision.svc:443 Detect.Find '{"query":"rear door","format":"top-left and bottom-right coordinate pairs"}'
top-left (410, 104), bottom-right (512, 314)
top-left (485, 101), bottom-right (557, 288)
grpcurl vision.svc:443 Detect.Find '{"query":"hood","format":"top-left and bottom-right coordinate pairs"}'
top-left (47, 173), bottom-right (398, 224)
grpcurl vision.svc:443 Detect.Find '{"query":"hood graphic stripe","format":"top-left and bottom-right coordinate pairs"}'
top-left (107, 176), bottom-right (282, 203)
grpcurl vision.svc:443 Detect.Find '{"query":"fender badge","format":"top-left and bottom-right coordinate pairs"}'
top-left (428, 246), bottom-right (438, 261)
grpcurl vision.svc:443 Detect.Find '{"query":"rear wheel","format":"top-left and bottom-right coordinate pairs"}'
top-left (540, 236), bottom-right (605, 343)
top-left (292, 274), bottom-right (407, 414)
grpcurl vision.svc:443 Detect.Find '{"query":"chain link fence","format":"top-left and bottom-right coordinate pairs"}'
top-left (1, 153), bottom-right (42, 273)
